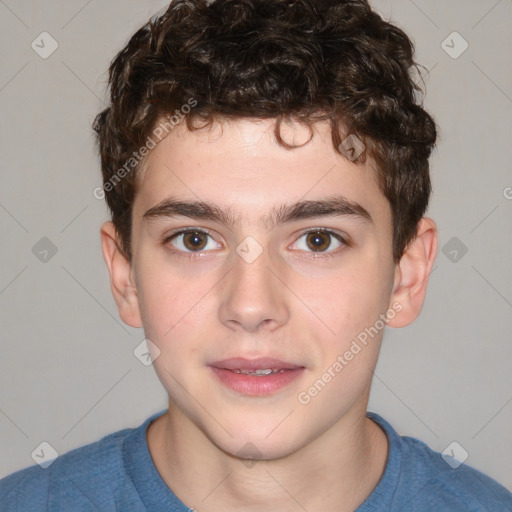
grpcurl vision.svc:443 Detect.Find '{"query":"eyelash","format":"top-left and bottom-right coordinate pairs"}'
top-left (162, 228), bottom-right (349, 260)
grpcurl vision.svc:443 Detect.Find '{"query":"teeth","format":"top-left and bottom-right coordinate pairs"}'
top-left (232, 368), bottom-right (286, 375)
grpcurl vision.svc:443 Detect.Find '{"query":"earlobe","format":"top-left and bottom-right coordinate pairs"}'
top-left (100, 221), bottom-right (143, 328)
top-left (387, 217), bottom-right (438, 328)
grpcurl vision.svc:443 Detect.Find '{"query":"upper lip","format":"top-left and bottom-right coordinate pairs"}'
top-left (210, 357), bottom-right (304, 371)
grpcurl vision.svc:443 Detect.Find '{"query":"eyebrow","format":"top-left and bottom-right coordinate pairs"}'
top-left (142, 195), bottom-right (373, 230)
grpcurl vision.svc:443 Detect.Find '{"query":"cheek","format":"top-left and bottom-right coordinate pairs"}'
top-left (136, 265), bottom-right (206, 345)
top-left (300, 256), bottom-right (392, 341)
top-left (138, 274), bottom-right (206, 390)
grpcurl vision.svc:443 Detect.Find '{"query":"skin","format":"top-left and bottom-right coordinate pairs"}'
top-left (101, 117), bottom-right (437, 511)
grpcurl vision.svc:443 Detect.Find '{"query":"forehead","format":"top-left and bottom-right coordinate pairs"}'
top-left (133, 117), bottom-right (390, 228)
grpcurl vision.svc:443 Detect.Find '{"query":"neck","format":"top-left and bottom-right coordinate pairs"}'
top-left (147, 400), bottom-right (388, 512)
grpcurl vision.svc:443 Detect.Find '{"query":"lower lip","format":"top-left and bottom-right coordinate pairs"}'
top-left (209, 367), bottom-right (305, 396)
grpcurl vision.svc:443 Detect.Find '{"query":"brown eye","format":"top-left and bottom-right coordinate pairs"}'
top-left (305, 231), bottom-right (332, 252)
top-left (291, 229), bottom-right (346, 255)
top-left (182, 230), bottom-right (208, 251)
top-left (167, 229), bottom-right (218, 253)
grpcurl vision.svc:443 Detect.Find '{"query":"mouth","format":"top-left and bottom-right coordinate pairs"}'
top-left (209, 357), bottom-right (305, 396)
top-left (230, 368), bottom-right (287, 376)
top-left (210, 356), bottom-right (304, 371)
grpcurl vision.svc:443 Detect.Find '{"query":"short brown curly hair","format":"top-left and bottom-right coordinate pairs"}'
top-left (92, 0), bottom-right (437, 263)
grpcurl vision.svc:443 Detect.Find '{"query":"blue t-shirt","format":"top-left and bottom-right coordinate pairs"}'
top-left (1, 409), bottom-right (511, 511)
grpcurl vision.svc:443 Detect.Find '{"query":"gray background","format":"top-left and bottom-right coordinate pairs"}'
top-left (1, 0), bottom-right (511, 492)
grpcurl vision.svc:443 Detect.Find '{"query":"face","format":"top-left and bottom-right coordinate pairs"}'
top-left (124, 118), bottom-right (400, 459)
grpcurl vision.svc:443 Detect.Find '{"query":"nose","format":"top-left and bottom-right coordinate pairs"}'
top-left (218, 242), bottom-right (290, 333)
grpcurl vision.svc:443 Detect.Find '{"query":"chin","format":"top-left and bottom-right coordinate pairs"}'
top-left (222, 437), bottom-right (298, 464)
top-left (208, 420), bottom-right (308, 463)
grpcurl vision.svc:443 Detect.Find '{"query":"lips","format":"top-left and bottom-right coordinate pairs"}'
top-left (209, 357), bottom-right (306, 396)
top-left (210, 357), bottom-right (304, 372)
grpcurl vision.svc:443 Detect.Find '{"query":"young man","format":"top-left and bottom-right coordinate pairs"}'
top-left (1, 0), bottom-right (511, 510)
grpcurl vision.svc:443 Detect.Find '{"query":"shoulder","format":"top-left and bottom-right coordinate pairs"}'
top-left (0, 423), bottom-right (138, 512)
top-left (400, 434), bottom-right (512, 510)
top-left (367, 412), bottom-right (512, 511)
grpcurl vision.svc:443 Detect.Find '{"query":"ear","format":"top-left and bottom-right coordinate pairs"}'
top-left (100, 221), bottom-right (143, 328)
top-left (387, 217), bottom-right (438, 328)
